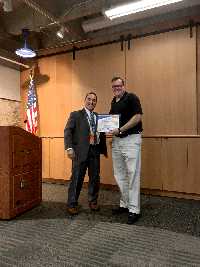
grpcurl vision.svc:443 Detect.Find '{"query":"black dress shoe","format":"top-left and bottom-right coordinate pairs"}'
top-left (127, 213), bottom-right (140, 224)
top-left (112, 207), bottom-right (129, 215)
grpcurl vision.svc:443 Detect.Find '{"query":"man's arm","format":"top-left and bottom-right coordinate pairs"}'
top-left (109, 113), bottom-right (142, 136)
top-left (64, 112), bottom-right (76, 160)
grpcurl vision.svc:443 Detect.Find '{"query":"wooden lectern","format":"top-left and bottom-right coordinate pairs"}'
top-left (0, 126), bottom-right (42, 219)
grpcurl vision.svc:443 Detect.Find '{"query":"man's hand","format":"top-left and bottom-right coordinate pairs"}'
top-left (67, 148), bottom-right (76, 160)
top-left (109, 128), bottom-right (119, 136)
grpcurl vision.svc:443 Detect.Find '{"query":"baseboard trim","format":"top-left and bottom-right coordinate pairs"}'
top-left (140, 188), bottom-right (200, 200)
top-left (42, 178), bottom-right (119, 190)
top-left (42, 178), bottom-right (200, 200)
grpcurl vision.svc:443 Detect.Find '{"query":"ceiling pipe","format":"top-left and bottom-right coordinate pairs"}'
top-left (21, 0), bottom-right (96, 44)
top-left (21, 0), bottom-right (69, 33)
top-left (21, 0), bottom-right (94, 41)
top-left (58, 0), bottom-right (94, 23)
top-left (21, 0), bottom-right (95, 32)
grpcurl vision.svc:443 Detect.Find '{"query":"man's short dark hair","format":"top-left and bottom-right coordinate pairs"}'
top-left (85, 92), bottom-right (97, 101)
top-left (111, 77), bottom-right (124, 86)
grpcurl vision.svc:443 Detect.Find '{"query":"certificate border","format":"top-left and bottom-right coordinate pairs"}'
top-left (97, 114), bottom-right (121, 132)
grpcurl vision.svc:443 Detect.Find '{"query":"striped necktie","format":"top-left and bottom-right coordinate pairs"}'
top-left (90, 112), bottom-right (97, 145)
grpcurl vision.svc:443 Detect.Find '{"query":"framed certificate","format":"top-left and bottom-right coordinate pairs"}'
top-left (97, 114), bottom-right (120, 132)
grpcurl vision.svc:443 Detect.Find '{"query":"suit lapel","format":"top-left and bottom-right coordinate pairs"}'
top-left (82, 108), bottom-right (90, 128)
top-left (82, 109), bottom-right (98, 130)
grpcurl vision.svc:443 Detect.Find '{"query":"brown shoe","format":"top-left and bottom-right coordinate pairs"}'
top-left (68, 207), bottom-right (78, 215)
top-left (90, 204), bottom-right (100, 211)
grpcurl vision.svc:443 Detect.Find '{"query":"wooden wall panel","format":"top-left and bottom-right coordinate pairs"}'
top-left (55, 54), bottom-right (73, 137)
top-left (162, 138), bottom-right (188, 192)
top-left (38, 54), bottom-right (72, 137)
top-left (100, 138), bottom-right (116, 185)
top-left (197, 26), bottom-right (200, 134)
top-left (42, 137), bottom-right (75, 181)
top-left (49, 138), bottom-right (78, 182)
top-left (187, 138), bottom-right (200, 194)
top-left (21, 54), bottom-right (72, 137)
top-left (126, 28), bottom-right (197, 135)
top-left (21, 68), bottom-right (30, 128)
top-left (49, 138), bottom-right (65, 180)
top-left (72, 44), bottom-right (125, 114)
top-left (42, 138), bottom-right (50, 178)
top-left (141, 138), bottom-right (162, 190)
top-left (38, 57), bottom-right (56, 137)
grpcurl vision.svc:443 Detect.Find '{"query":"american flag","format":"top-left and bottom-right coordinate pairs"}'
top-left (26, 71), bottom-right (37, 134)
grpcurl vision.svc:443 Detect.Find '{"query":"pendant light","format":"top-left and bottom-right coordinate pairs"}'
top-left (15, 29), bottom-right (36, 58)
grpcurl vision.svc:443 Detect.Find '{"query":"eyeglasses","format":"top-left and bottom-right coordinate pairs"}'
top-left (112, 85), bottom-right (123, 88)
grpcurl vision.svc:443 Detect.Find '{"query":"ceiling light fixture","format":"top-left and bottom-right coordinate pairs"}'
top-left (103, 0), bottom-right (183, 20)
top-left (3, 0), bottom-right (12, 12)
top-left (57, 27), bottom-right (65, 38)
top-left (15, 29), bottom-right (36, 58)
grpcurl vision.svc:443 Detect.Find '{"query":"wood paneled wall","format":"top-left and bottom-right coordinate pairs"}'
top-left (197, 25), bottom-right (200, 134)
top-left (21, 54), bottom-right (72, 137)
top-left (41, 137), bottom-right (115, 185)
top-left (126, 27), bottom-right (197, 135)
top-left (140, 138), bottom-right (162, 190)
top-left (71, 44), bottom-right (125, 114)
top-left (141, 137), bottom-right (200, 195)
top-left (21, 15), bottom-right (200, 198)
top-left (22, 27), bottom-right (197, 136)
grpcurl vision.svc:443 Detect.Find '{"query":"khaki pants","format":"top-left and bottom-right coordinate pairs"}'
top-left (112, 134), bottom-right (142, 214)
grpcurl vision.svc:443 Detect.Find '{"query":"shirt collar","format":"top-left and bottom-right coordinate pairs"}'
top-left (85, 107), bottom-right (94, 115)
top-left (114, 91), bottom-right (127, 103)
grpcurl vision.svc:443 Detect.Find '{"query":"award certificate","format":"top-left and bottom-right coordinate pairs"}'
top-left (97, 114), bottom-right (120, 132)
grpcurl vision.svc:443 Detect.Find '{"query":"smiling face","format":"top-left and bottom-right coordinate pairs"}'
top-left (85, 93), bottom-right (97, 112)
top-left (111, 79), bottom-right (125, 100)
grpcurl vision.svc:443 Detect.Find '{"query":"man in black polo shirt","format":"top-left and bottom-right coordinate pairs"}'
top-left (109, 77), bottom-right (143, 224)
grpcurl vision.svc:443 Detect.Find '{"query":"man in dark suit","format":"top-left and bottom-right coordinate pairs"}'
top-left (64, 92), bottom-right (107, 215)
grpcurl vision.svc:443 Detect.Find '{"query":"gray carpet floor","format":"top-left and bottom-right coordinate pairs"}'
top-left (0, 183), bottom-right (200, 267)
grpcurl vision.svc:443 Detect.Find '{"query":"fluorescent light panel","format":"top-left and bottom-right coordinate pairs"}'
top-left (104, 0), bottom-right (183, 20)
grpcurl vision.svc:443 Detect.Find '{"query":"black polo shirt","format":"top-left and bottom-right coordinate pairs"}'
top-left (109, 91), bottom-right (143, 135)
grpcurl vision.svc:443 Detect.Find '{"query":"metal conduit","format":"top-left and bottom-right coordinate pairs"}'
top-left (21, 0), bottom-right (94, 34)
top-left (21, 0), bottom-right (69, 32)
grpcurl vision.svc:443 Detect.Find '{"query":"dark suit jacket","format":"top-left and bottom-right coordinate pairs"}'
top-left (64, 108), bottom-right (107, 162)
